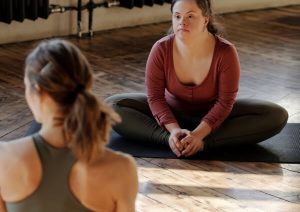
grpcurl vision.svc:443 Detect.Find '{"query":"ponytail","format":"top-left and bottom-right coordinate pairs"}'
top-left (207, 17), bottom-right (221, 35)
top-left (64, 90), bottom-right (120, 162)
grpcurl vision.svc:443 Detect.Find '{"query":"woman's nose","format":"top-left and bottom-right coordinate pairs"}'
top-left (179, 17), bottom-right (187, 25)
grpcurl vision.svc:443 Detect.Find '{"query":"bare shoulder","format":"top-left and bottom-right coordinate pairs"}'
top-left (0, 136), bottom-right (35, 182)
top-left (71, 148), bottom-right (138, 211)
top-left (101, 149), bottom-right (138, 209)
top-left (86, 148), bottom-right (138, 186)
top-left (77, 148), bottom-right (138, 196)
top-left (102, 148), bottom-right (137, 172)
top-left (79, 148), bottom-right (137, 180)
top-left (0, 136), bottom-right (33, 160)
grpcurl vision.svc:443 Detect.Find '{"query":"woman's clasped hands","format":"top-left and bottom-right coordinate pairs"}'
top-left (168, 128), bottom-right (204, 157)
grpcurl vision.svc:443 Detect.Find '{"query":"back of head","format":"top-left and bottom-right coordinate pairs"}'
top-left (25, 39), bottom-right (120, 162)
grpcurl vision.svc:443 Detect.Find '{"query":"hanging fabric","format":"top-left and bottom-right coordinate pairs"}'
top-left (155, 0), bottom-right (164, 5)
top-left (144, 0), bottom-right (154, 6)
top-left (13, 0), bottom-right (26, 22)
top-left (134, 0), bottom-right (144, 8)
top-left (25, 0), bottom-right (38, 20)
top-left (0, 1), bottom-right (13, 24)
top-left (38, 0), bottom-right (49, 19)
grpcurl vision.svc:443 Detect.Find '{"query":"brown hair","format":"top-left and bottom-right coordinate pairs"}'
top-left (170, 0), bottom-right (221, 35)
top-left (25, 39), bottom-right (120, 162)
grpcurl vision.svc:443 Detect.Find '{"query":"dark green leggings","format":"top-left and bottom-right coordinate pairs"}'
top-left (105, 93), bottom-right (289, 149)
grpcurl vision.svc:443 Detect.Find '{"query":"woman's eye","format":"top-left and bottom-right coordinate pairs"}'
top-left (188, 15), bottom-right (193, 19)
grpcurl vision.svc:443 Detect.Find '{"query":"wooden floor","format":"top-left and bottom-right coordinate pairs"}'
top-left (0, 5), bottom-right (300, 211)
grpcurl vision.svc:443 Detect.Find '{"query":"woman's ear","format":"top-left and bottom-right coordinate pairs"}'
top-left (202, 17), bottom-right (209, 32)
top-left (33, 84), bottom-right (47, 102)
top-left (204, 16), bottom-right (209, 25)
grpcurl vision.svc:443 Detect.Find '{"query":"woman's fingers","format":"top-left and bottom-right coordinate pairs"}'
top-left (169, 138), bottom-right (181, 157)
top-left (175, 139), bottom-right (184, 151)
top-left (185, 146), bottom-right (198, 157)
top-left (182, 142), bottom-right (193, 156)
top-left (182, 140), bottom-right (204, 157)
top-left (181, 136), bottom-right (192, 144)
top-left (170, 135), bottom-right (183, 151)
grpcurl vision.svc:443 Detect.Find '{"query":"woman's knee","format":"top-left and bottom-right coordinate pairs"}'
top-left (105, 93), bottom-right (146, 106)
top-left (110, 106), bottom-right (165, 144)
top-left (105, 93), bottom-right (134, 105)
top-left (235, 99), bottom-right (288, 123)
top-left (105, 94), bottom-right (152, 131)
top-left (232, 99), bottom-right (288, 134)
top-left (267, 103), bottom-right (288, 129)
top-left (252, 100), bottom-right (289, 134)
top-left (105, 93), bottom-right (151, 116)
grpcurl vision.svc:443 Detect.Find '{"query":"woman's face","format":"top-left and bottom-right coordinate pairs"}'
top-left (172, 0), bottom-right (208, 40)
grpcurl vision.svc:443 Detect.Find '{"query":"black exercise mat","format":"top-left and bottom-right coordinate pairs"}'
top-left (107, 123), bottom-right (300, 163)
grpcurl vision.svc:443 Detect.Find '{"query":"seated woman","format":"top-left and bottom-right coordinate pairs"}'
top-left (106, 0), bottom-right (288, 157)
top-left (0, 39), bottom-right (138, 212)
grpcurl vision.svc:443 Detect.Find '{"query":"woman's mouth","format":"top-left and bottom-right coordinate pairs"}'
top-left (178, 28), bottom-right (189, 32)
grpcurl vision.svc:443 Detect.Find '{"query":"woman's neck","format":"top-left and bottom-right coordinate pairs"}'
top-left (175, 32), bottom-right (214, 58)
top-left (39, 121), bottom-right (67, 148)
top-left (37, 95), bottom-right (67, 148)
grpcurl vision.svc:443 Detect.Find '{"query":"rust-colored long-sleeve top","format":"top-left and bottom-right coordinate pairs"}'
top-left (146, 34), bottom-right (240, 131)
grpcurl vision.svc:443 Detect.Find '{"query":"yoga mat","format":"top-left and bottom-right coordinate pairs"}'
top-left (107, 123), bottom-right (300, 163)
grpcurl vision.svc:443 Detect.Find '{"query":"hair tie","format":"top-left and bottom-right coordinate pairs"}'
top-left (74, 84), bottom-right (85, 94)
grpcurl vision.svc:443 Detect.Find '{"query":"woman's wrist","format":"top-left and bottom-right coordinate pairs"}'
top-left (190, 130), bottom-right (204, 140)
top-left (165, 122), bottom-right (181, 133)
top-left (192, 121), bottom-right (212, 140)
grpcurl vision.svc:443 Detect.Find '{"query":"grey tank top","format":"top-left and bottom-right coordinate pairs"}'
top-left (5, 134), bottom-right (90, 212)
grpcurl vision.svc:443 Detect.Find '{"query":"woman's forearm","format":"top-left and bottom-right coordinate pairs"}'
top-left (191, 121), bottom-right (212, 140)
